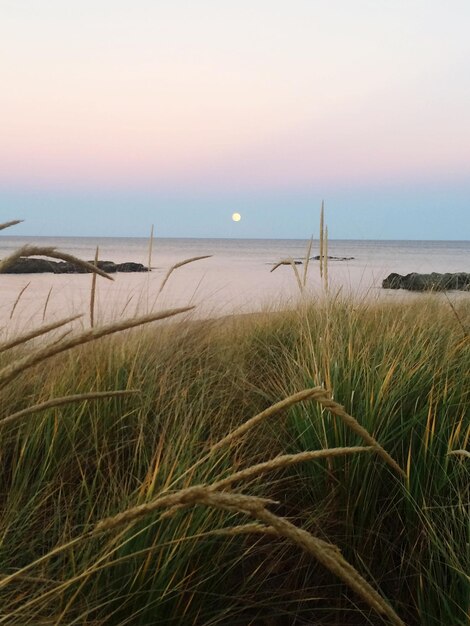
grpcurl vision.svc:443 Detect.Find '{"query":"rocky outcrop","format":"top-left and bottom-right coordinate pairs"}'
top-left (114, 262), bottom-right (148, 273)
top-left (383, 272), bottom-right (470, 292)
top-left (2, 258), bottom-right (148, 274)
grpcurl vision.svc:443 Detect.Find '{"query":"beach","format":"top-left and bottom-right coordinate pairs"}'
top-left (1, 236), bottom-right (468, 331)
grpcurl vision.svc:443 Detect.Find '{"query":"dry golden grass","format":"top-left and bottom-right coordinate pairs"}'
top-left (302, 234), bottom-right (314, 287)
top-left (0, 363), bottom-right (406, 625)
top-left (270, 258), bottom-right (304, 292)
top-left (210, 446), bottom-right (374, 490)
top-left (319, 200), bottom-right (325, 278)
top-left (208, 522), bottom-right (280, 537)
top-left (147, 224), bottom-right (154, 271)
top-left (42, 286), bottom-right (53, 322)
top-left (209, 386), bottom-right (404, 476)
top-left (158, 255), bottom-right (212, 294)
top-left (0, 389), bottom-right (140, 429)
top-left (161, 444), bottom-right (374, 519)
top-left (0, 220), bottom-right (23, 232)
top-left (0, 218), bottom-right (466, 625)
top-left (447, 449), bottom-right (470, 459)
top-left (89, 246), bottom-right (99, 328)
top-left (210, 387), bottom-right (327, 454)
top-left (9, 281), bottom-right (31, 319)
top-left (0, 307), bottom-right (194, 388)
top-left (0, 314), bottom-right (82, 353)
top-left (324, 224), bottom-right (329, 290)
top-left (314, 394), bottom-right (406, 477)
top-left (90, 487), bottom-right (405, 626)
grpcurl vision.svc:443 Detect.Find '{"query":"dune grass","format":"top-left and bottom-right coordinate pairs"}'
top-left (0, 289), bottom-right (468, 625)
top-left (0, 217), bottom-right (467, 624)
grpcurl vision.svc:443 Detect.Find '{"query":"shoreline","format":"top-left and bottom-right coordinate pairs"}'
top-left (0, 236), bottom-right (468, 330)
top-left (1, 278), bottom-right (468, 343)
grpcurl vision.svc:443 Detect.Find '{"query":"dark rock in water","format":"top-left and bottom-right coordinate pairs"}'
top-left (3, 258), bottom-right (58, 274)
top-left (115, 262), bottom-right (148, 272)
top-left (310, 255), bottom-right (355, 261)
top-left (95, 261), bottom-right (118, 273)
top-left (271, 255), bottom-right (355, 267)
top-left (383, 272), bottom-right (470, 292)
top-left (382, 273), bottom-right (402, 289)
top-left (2, 258), bottom-right (148, 275)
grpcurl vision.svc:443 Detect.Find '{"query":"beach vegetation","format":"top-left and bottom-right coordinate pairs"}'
top-left (0, 219), bottom-right (468, 625)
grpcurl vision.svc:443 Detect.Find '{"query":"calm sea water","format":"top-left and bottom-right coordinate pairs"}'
top-left (0, 236), bottom-right (468, 329)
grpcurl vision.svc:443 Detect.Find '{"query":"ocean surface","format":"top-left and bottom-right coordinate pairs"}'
top-left (0, 236), bottom-right (469, 331)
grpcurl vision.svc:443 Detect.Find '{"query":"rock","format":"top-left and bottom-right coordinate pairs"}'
top-left (382, 272), bottom-right (470, 292)
top-left (94, 261), bottom-right (118, 273)
top-left (115, 262), bottom-right (148, 272)
top-left (381, 273), bottom-right (402, 289)
top-left (2, 258), bottom-right (58, 274)
top-left (310, 255), bottom-right (355, 261)
top-left (2, 258), bottom-right (148, 275)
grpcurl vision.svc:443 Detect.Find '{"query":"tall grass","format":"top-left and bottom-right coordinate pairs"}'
top-left (0, 222), bottom-right (468, 624)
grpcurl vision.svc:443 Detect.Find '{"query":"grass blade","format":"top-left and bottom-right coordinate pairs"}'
top-left (158, 256), bottom-right (212, 294)
top-left (0, 307), bottom-right (194, 388)
top-left (90, 246), bottom-right (99, 328)
top-left (0, 220), bottom-right (23, 232)
top-left (9, 282), bottom-right (31, 319)
top-left (0, 315), bottom-right (82, 353)
top-left (0, 390), bottom-right (140, 429)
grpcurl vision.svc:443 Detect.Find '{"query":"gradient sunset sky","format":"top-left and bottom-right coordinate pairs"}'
top-left (1, 1), bottom-right (469, 239)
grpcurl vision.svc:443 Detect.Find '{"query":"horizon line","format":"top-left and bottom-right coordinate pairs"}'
top-left (1, 234), bottom-right (469, 243)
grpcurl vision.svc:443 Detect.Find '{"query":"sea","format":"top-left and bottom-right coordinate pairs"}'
top-left (0, 236), bottom-right (468, 331)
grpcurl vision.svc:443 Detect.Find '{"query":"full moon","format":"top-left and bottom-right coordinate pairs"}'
top-left (232, 212), bottom-right (241, 222)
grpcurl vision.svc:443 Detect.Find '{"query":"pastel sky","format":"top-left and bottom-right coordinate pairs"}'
top-left (1, 1), bottom-right (469, 238)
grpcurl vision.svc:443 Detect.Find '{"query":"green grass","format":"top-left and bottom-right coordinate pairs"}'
top-left (0, 295), bottom-right (468, 625)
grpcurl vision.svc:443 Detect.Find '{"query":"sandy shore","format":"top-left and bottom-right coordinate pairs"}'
top-left (2, 254), bottom-right (467, 337)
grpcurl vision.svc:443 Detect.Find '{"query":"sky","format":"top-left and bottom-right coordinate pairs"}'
top-left (1, 0), bottom-right (469, 239)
